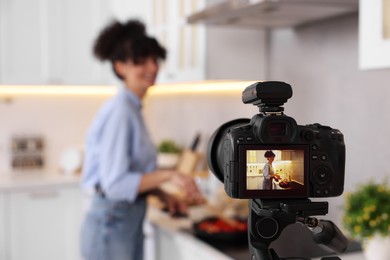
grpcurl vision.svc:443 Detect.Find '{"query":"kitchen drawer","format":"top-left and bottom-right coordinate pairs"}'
top-left (0, 193), bottom-right (6, 260)
top-left (3, 185), bottom-right (83, 260)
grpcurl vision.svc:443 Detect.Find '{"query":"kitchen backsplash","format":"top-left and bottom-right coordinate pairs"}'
top-left (143, 89), bottom-right (254, 156)
top-left (0, 86), bottom-right (255, 174)
top-left (0, 95), bottom-right (108, 174)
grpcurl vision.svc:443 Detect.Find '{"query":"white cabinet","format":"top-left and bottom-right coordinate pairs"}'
top-left (0, 0), bottom-right (206, 85)
top-left (0, 0), bottom-right (45, 84)
top-left (46, 0), bottom-right (113, 85)
top-left (0, 193), bottom-right (6, 260)
top-left (2, 185), bottom-right (84, 260)
top-left (0, 0), bottom-right (113, 85)
top-left (149, 0), bottom-right (206, 83)
top-left (153, 225), bottom-right (232, 260)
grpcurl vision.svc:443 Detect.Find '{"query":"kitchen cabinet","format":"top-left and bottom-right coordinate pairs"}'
top-left (0, 0), bottom-right (113, 85)
top-left (2, 185), bottom-right (83, 260)
top-left (0, 193), bottom-right (6, 260)
top-left (359, 0), bottom-right (390, 70)
top-left (0, 0), bottom-right (207, 85)
top-left (280, 151), bottom-right (292, 161)
top-left (153, 225), bottom-right (233, 260)
top-left (150, 0), bottom-right (206, 83)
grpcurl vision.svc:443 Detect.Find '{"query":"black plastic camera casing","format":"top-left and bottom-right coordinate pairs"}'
top-left (207, 81), bottom-right (345, 199)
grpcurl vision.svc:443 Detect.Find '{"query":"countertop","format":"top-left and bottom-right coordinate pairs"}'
top-left (0, 172), bottom-right (81, 192)
top-left (0, 172), bottom-right (365, 260)
top-left (146, 204), bottom-right (364, 260)
top-left (147, 204), bottom-right (239, 260)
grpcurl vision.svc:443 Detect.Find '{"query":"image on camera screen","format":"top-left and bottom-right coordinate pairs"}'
top-left (245, 148), bottom-right (305, 192)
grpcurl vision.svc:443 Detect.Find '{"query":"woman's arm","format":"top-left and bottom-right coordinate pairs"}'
top-left (138, 170), bottom-right (202, 199)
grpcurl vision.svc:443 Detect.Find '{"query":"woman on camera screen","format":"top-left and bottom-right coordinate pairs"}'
top-left (262, 150), bottom-right (279, 190)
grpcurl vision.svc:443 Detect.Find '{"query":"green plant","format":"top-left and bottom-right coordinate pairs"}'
top-left (157, 139), bottom-right (182, 154)
top-left (343, 181), bottom-right (390, 240)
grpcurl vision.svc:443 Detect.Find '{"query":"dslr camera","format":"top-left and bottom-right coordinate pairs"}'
top-left (207, 81), bottom-right (345, 199)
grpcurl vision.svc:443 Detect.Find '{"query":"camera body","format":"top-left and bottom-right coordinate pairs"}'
top-left (207, 81), bottom-right (345, 199)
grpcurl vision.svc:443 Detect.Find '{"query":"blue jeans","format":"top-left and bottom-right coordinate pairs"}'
top-left (80, 195), bottom-right (146, 260)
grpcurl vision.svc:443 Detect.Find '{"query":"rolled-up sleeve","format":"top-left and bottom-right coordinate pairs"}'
top-left (82, 88), bottom-right (157, 203)
top-left (99, 104), bottom-right (142, 202)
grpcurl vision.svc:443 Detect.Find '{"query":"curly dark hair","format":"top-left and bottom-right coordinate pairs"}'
top-left (93, 19), bottom-right (167, 79)
top-left (264, 150), bottom-right (275, 158)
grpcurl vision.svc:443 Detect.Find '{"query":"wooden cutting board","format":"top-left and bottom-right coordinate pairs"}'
top-left (176, 149), bottom-right (201, 176)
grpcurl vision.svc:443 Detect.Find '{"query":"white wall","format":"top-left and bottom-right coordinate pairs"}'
top-left (0, 95), bottom-right (108, 173)
top-left (268, 14), bottom-right (390, 224)
top-left (143, 90), bottom-right (255, 153)
top-left (206, 27), bottom-right (268, 80)
top-left (146, 14), bottom-right (390, 226)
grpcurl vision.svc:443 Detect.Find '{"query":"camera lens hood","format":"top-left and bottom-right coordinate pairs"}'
top-left (207, 118), bottom-right (250, 183)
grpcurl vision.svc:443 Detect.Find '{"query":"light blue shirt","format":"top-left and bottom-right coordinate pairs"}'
top-left (82, 87), bottom-right (157, 202)
top-left (263, 162), bottom-right (274, 180)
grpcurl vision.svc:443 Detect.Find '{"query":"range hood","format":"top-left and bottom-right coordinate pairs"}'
top-left (187, 0), bottom-right (359, 28)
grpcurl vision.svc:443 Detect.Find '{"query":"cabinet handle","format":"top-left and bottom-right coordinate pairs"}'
top-left (29, 190), bottom-right (59, 199)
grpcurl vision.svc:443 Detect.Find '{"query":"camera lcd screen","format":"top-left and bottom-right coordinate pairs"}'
top-left (239, 145), bottom-right (309, 198)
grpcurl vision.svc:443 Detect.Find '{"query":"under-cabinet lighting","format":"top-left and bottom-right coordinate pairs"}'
top-left (0, 85), bottom-right (117, 96)
top-left (0, 81), bottom-right (259, 97)
top-left (148, 80), bottom-right (257, 95)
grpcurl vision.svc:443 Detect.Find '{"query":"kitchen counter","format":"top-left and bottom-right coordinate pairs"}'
top-left (273, 179), bottom-right (304, 190)
top-left (0, 172), bottom-right (363, 260)
top-left (147, 204), bottom-right (248, 260)
top-left (0, 172), bottom-right (81, 192)
top-left (147, 204), bottom-right (363, 260)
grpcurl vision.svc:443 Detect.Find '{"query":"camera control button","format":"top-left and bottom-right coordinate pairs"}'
top-left (312, 145), bottom-right (318, 150)
top-left (302, 130), bottom-right (314, 141)
top-left (313, 166), bottom-right (331, 185)
top-left (312, 154), bottom-right (318, 160)
top-left (320, 154), bottom-right (327, 161)
top-left (315, 188), bottom-right (322, 195)
top-left (238, 136), bottom-right (245, 141)
top-left (246, 136), bottom-right (253, 141)
top-left (323, 188), bottom-right (330, 195)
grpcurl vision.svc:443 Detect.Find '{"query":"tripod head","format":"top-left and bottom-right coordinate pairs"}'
top-left (248, 199), bottom-right (348, 260)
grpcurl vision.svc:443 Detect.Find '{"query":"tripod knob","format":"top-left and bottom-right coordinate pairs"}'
top-left (256, 217), bottom-right (279, 239)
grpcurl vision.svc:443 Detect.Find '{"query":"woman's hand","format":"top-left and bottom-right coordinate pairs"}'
top-left (139, 170), bottom-right (205, 205)
top-left (156, 189), bottom-right (188, 217)
top-left (170, 172), bottom-right (205, 205)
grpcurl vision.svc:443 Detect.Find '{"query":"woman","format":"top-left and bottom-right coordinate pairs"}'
top-left (80, 19), bottom-right (202, 260)
top-left (262, 150), bottom-right (279, 190)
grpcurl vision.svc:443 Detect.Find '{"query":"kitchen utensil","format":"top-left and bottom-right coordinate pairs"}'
top-left (176, 133), bottom-right (202, 175)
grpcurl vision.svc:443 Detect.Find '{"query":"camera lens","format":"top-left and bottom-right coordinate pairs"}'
top-left (207, 118), bottom-right (250, 183)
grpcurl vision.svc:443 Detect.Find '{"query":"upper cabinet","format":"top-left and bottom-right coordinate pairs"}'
top-left (149, 0), bottom-right (206, 83)
top-left (359, 0), bottom-right (390, 70)
top-left (187, 0), bottom-right (359, 28)
top-left (0, 0), bottom-right (114, 85)
top-left (0, 0), bottom-right (207, 85)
